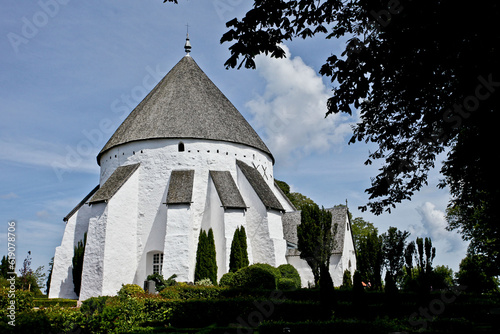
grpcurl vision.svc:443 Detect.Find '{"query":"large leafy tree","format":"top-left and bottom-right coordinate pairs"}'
top-left (381, 227), bottom-right (409, 287)
top-left (357, 229), bottom-right (383, 290)
top-left (275, 179), bottom-right (316, 210)
top-left (456, 254), bottom-right (499, 294)
top-left (163, 0), bottom-right (499, 272)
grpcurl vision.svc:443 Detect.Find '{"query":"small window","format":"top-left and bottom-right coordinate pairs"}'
top-left (178, 142), bottom-right (185, 152)
top-left (152, 253), bottom-right (163, 275)
top-left (347, 223), bottom-right (350, 231)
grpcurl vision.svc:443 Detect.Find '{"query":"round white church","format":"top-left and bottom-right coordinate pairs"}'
top-left (49, 40), bottom-right (357, 300)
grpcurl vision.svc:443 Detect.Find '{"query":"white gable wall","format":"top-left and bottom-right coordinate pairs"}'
top-left (101, 169), bottom-right (139, 296)
top-left (79, 204), bottom-right (107, 300)
top-left (201, 176), bottom-right (225, 280)
top-left (341, 216), bottom-right (357, 277)
top-left (49, 202), bottom-right (93, 299)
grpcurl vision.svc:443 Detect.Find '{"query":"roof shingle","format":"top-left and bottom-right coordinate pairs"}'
top-left (166, 170), bottom-right (195, 204)
top-left (98, 56), bottom-right (272, 164)
top-left (89, 164), bottom-right (140, 204)
top-left (210, 171), bottom-right (246, 209)
top-left (236, 160), bottom-right (284, 212)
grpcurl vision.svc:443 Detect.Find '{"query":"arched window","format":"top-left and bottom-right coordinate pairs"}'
top-left (152, 252), bottom-right (163, 275)
top-left (178, 142), bottom-right (185, 152)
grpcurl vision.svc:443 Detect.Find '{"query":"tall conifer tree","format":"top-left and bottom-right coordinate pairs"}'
top-left (195, 228), bottom-right (218, 284)
top-left (72, 232), bottom-right (87, 297)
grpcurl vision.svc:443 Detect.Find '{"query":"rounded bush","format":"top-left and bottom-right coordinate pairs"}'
top-left (277, 277), bottom-right (297, 290)
top-left (117, 284), bottom-right (144, 297)
top-left (233, 263), bottom-right (278, 289)
top-left (219, 272), bottom-right (236, 287)
top-left (278, 264), bottom-right (301, 289)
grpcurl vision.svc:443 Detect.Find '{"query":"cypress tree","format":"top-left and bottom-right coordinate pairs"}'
top-left (72, 232), bottom-right (87, 297)
top-left (239, 226), bottom-right (249, 267)
top-left (229, 226), bottom-right (249, 272)
top-left (194, 230), bottom-right (208, 283)
top-left (195, 228), bottom-right (218, 285)
top-left (206, 228), bottom-right (218, 285)
top-left (229, 229), bottom-right (242, 272)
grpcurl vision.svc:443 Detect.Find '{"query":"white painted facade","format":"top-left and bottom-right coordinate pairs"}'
top-left (49, 54), bottom-right (357, 300)
top-left (50, 139), bottom-right (291, 300)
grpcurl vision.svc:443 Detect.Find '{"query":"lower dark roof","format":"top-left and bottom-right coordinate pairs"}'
top-left (209, 171), bottom-right (246, 209)
top-left (166, 170), bottom-right (195, 204)
top-left (89, 164), bottom-right (140, 204)
top-left (282, 211), bottom-right (301, 245)
top-left (63, 185), bottom-right (100, 222)
top-left (236, 160), bottom-right (284, 212)
top-left (327, 206), bottom-right (349, 254)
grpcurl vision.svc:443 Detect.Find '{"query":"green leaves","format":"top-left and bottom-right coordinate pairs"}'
top-left (194, 228), bottom-right (217, 285)
top-left (72, 234), bottom-right (86, 297)
top-left (297, 204), bottom-right (334, 285)
top-left (229, 226), bottom-right (249, 273)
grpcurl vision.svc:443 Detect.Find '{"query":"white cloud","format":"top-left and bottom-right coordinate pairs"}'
top-left (246, 45), bottom-right (353, 165)
top-left (0, 192), bottom-right (19, 199)
top-left (36, 210), bottom-right (50, 218)
top-left (413, 201), bottom-right (468, 270)
top-left (0, 136), bottom-right (98, 174)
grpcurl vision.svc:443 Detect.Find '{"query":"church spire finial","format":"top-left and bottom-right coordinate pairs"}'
top-left (184, 23), bottom-right (191, 56)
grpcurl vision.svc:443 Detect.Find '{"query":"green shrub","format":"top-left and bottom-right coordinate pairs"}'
top-left (277, 278), bottom-right (297, 291)
top-left (80, 296), bottom-right (110, 317)
top-left (0, 288), bottom-right (34, 316)
top-left (117, 284), bottom-right (145, 297)
top-left (7, 311), bottom-right (52, 334)
top-left (159, 287), bottom-right (180, 299)
top-left (80, 296), bottom-right (148, 334)
top-left (43, 306), bottom-right (82, 334)
top-left (233, 263), bottom-right (279, 289)
top-left (160, 285), bottom-right (225, 300)
top-left (219, 272), bottom-right (236, 287)
top-left (277, 264), bottom-right (301, 289)
top-left (147, 273), bottom-right (177, 292)
top-left (341, 270), bottom-right (353, 290)
top-left (33, 297), bottom-right (77, 308)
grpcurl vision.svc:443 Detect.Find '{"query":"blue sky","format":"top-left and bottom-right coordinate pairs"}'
top-left (0, 1), bottom-right (467, 282)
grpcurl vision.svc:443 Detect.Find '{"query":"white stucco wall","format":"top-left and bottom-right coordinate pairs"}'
top-left (79, 204), bottom-right (107, 300)
top-left (286, 255), bottom-right (315, 288)
top-left (201, 177), bottom-right (225, 281)
top-left (53, 138), bottom-right (291, 299)
top-left (163, 204), bottom-right (192, 282)
top-left (49, 201), bottom-right (93, 299)
top-left (223, 209), bottom-right (250, 276)
top-left (101, 169), bottom-right (139, 296)
top-left (341, 217), bottom-right (357, 278)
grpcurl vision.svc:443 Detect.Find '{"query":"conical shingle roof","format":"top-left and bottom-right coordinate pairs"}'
top-left (97, 55), bottom-right (272, 164)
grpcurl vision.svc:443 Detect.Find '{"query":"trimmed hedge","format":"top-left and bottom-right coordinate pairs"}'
top-left (117, 284), bottom-right (145, 298)
top-left (232, 263), bottom-right (280, 289)
top-left (160, 285), bottom-right (226, 300)
top-left (277, 264), bottom-right (301, 289)
top-left (33, 297), bottom-right (77, 308)
top-left (219, 272), bottom-right (236, 287)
